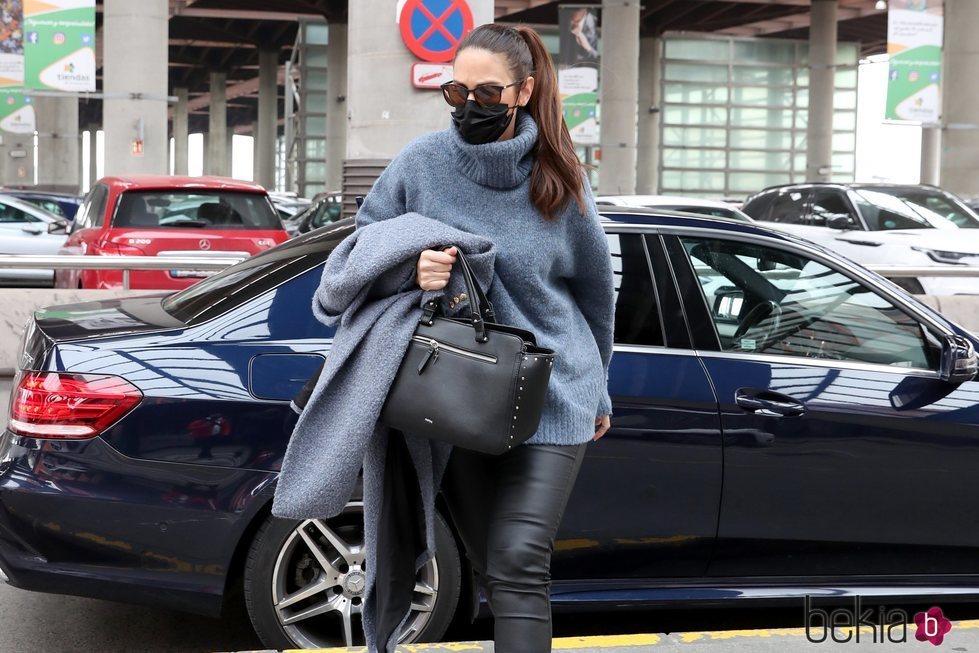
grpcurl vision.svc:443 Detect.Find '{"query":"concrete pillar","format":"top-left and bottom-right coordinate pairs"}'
top-left (598, 0), bottom-right (640, 196)
top-left (207, 71), bottom-right (228, 176)
top-left (103, 0), bottom-right (168, 175)
top-left (805, 0), bottom-right (837, 182)
top-left (173, 87), bottom-right (189, 176)
top-left (255, 49), bottom-right (278, 190)
top-left (920, 127), bottom-right (941, 186)
top-left (636, 36), bottom-right (661, 195)
top-left (345, 1), bottom-right (493, 162)
top-left (326, 23), bottom-right (348, 192)
top-left (87, 125), bottom-right (99, 186)
top-left (939, 0), bottom-right (979, 195)
top-left (0, 133), bottom-right (34, 187)
top-left (34, 97), bottom-right (80, 194)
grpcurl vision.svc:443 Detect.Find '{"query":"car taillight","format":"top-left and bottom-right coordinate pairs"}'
top-left (8, 371), bottom-right (143, 438)
top-left (98, 242), bottom-right (145, 256)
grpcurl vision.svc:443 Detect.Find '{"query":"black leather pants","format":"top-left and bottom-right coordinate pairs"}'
top-left (440, 441), bottom-right (588, 653)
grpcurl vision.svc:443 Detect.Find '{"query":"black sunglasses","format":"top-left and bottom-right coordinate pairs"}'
top-left (440, 79), bottom-right (525, 108)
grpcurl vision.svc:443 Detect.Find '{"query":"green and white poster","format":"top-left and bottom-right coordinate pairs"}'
top-left (0, 0), bottom-right (24, 87)
top-left (885, 0), bottom-right (943, 123)
top-left (0, 89), bottom-right (35, 133)
top-left (23, 0), bottom-right (95, 92)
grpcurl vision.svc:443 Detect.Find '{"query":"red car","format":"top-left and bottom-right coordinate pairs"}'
top-left (56, 176), bottom-right (288, 290)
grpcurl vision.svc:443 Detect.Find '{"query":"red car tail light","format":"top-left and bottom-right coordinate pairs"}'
top-left (8, 371), bottom-right (143, 438)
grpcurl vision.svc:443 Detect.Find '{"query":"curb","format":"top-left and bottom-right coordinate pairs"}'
top-left (217, 619), bottom-right (979, 652)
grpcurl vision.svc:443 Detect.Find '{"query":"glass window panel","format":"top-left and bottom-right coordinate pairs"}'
top-left (661, 170), bottom-right (726, 191)
top-left (732, 66), bottom-right (793, 86)
top-left (796, 68), bottom-right (809, 87)
top-left (664, 83), bottom-right (728, 104)
top-left (729, 150), bottom-right (793, 170)
top-left (304, 162), bottom-right (327, 179)
top-left (663, 148), bottom-right (727, 169)
top-left (664, 62), bottom-right (729, 83)
top-left (305, 24), bottom-right (329, 45)
top-left (304, 49), bottom-right (328, 67)
top-left (304, 73), bottom-right (328, 91)
top-left (730, 129), bottom-right (792, 150)
top-left (731, 85), bottom-right (794, 107)
top-left (835, 68), bottom-right (858, 88)
top-left (833, 131), bottom-right (856, 151)
top-left (663, 126), bottom-right (728, 147)
top-left (833, 111), bottom-right (857, 131)
top-left (837, 43), bottom-right (859, 64)
top-left (305, 138), bottom-right (326, 158)
top-left (832, 153), bottom-right (856, 175)
top-left (732, 107), bottom-right (793, 129)
top-left (607, 233), bottom-right (664, 346)
top-left (732, 40), bottom-right (796, 64)
top-left (303, 116), bottom-right (327, 136)
top-left (303, 91), bottom-right (328, 115)
top-left (729, 171), bottom-right (791, 193)
top-left (794, 153), bottom-right (807, 172)
top-left (796, 88), bottom-right (809, 106)
top-left (663, 105), bottom-right (728, 125)
top-left (835, 89), bottom-right (857, 110)
top-left (665, 38), bottom-right (729, 61)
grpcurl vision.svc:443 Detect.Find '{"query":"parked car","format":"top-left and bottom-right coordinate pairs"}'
top-left (54, 176), bottom-right (288, 290)
top-left (4, 210), bottom-right (979, 649)
top-left (596, 194), bottom-right (753, 222)
top-left (269, 192), bottom-right (312, 224)
top-left (742, 183), bottom-right (979, 295)
top-left (1, 190), bottom-right (83, 221)
top-left (0, 194), bottom-right (70, 286)
top-left (282, 193), bottom-right (344, 237)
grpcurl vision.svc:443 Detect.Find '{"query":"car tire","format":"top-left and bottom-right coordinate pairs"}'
top-left (243, 501), bottom-right (461, 650)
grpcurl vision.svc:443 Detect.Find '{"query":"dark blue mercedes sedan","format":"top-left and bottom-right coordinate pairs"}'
top-left (2, 210), bottom-right (979, 649)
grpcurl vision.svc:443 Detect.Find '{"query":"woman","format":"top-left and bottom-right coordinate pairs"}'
top-left (355, 23), bottom-right (615, 651)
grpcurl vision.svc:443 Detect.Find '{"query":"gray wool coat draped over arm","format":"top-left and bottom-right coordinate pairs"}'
top-left (271, 213), bottom-right (496, 652)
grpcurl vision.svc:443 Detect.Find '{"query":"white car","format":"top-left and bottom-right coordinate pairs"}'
top-left (596, 194), bottom-right (753, 222)
top-left (0, 194), bottom-right (70, 286)
top-left (742, 184), bottom-right (979, 296)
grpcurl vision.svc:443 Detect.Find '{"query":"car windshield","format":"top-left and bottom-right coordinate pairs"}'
top-left (112, 190), bottom-right (281, 230)
top-left (853, 188), bottom-right (979, 230)
top-left (654, 205), bottom-right (749, 222)
top-left (161, 219), bottom-right (352, 324)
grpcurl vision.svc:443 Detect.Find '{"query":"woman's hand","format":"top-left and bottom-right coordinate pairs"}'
top-left (416, 246), bottom-right (457, 291)
top-left (593, 415), bottom-right (610, 441)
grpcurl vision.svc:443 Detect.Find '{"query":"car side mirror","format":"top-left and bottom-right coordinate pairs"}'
top-left (47, 221), bottom-right (67, 234)
top-left (828, 215), bottom-right (854, 230)
top-left (939, 334), bottom-right (978, 384)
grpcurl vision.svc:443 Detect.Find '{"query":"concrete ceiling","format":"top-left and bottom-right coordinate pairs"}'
top-left (81, 0), bottom-right (888, 132)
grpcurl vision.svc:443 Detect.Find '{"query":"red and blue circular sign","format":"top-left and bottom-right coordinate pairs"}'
top-left (400, 0), bottom-right (474, 63)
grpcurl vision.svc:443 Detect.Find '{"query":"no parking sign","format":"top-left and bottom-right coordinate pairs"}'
top-left (399, 0), bottom-right (474, 63)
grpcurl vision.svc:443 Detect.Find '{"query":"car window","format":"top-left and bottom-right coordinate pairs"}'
top-left (850, 190), bottom-right (945, 230)
top-left (765, 190), bottom-right (810, 225)
top-left (607, 233), bottom-right (663, 346)
top-left (0, 203), bottom-right (37, 223)
top-left (72, 185), bottom-right (106, 233)
top-left (857, 188), bottom-right (979, 229)
top-left (679, 236), bottom-right (938, 370)
top-left (741, 193), bottom-right (775, 220)
top-left (35, 200), bottom-right (65, 218)
top-left (809, 190), bottom-right (854, 227)
top-left (112, 191), bottom-right (280, 230)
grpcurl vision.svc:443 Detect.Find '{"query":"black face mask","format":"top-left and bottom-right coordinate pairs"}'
top-left (451, 100), bottom-right (516, 145)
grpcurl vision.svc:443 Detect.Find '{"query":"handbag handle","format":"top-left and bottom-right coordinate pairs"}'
top-left (420, 246), bottom-right (495, 343)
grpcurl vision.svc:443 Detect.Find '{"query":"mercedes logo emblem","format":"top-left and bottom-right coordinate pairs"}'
top-left (199, 239), bottom-right (211, 250)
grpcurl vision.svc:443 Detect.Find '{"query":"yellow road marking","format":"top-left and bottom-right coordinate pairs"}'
top-left (553, 633), bottom-right (663, 648)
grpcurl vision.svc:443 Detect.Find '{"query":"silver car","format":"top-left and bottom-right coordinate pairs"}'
top-left (0, 194), bottom-right (70, 286)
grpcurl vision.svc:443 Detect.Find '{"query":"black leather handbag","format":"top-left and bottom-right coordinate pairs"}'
top-left (378, 248), bottom-right (555, 454)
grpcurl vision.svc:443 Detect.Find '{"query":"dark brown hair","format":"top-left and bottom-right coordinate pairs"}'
top-left (455, 24), bottom-right (586, 220)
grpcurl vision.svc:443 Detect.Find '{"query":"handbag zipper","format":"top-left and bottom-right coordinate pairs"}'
top-left (412, 335), bottom-right (497, 373)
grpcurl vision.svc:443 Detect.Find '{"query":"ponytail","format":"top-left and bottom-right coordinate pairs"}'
top-left (455, 24), bottom-right (587, 220)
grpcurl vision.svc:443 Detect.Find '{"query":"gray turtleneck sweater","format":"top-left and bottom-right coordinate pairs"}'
top-left (356, 111), bottom-right (614, 445)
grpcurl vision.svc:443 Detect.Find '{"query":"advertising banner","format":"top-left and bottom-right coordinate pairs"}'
top-left (0, 0), bottom-right (24, 88)
top-left (885, 0), bottom-right (943, 123)
top-left (0, 89), bottom-right (35, 133)
top-left (558, 6), bottom-right (599, 145)
top-left (24, 0), bottom-right (95, 92)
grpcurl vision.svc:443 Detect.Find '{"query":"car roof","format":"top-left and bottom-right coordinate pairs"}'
top-left (0, 193), bottom-right (63, 220)
top-left (1, 189), bottom-right (82, 201)
top-left (600, 206), bottom-right (778, 235)
top-left (598, 194), bottom-right (740, 210)
top-left (95, 175), bottom-right (269, 194)
top-left (747, 182), bottom-right (946, 198)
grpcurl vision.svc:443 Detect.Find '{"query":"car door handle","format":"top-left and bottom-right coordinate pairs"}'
top-left (735, 388), bottom-right (806, 417)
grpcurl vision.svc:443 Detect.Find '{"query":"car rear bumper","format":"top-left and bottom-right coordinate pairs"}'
top-left (0, 429), bottom-right (270, 617)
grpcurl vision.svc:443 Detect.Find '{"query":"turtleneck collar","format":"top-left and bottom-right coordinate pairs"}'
top-left (449, 110), bottom-right (538, 189)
